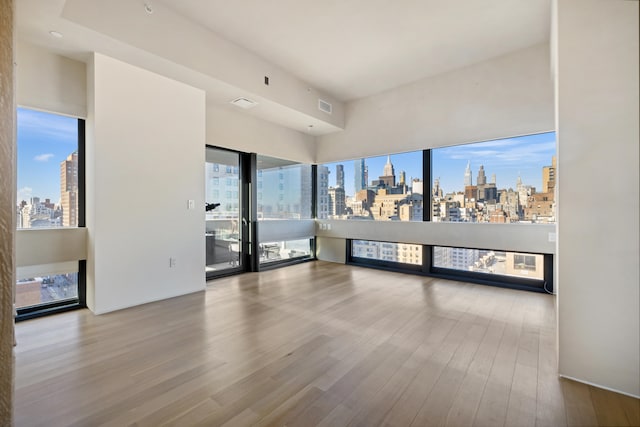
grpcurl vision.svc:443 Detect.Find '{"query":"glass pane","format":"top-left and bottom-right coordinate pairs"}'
top-left (259, 239), bottom-right (312, 264)
top-left (351, 240), bottom-right (422, 265)
top-left (319, 151), bottom-right (423, 221)
top-left (431, 132), bottom-right (556, 223)
top-left (16, 272), bottom-right (78, 309)
top-left (205, 148), bottom-right (242, 273)
top-left (257, 156), bottom-right (312, 220)
top-left (17, 108), bottom-right (79, 228)
top-left (433, 247), bottom-right (544, 280)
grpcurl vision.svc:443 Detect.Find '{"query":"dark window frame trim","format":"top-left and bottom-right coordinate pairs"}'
top-left (256, 242), bottom-right (316, 272)
top-left (346, 239), bottom-right (553, 294)
top-left (15, 260), bottom-right (87, 322)
top-left (16, 116), bottom-right (87, 321)
top-left (205, 145), bottom-right (254, 280)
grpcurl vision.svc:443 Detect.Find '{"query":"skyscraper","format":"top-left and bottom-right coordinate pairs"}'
top-left (60, 151), bottom-right (78, 227)
top-left (542, 156), bottom-right (556, 193)
top-left (328, 186), bottom-right (346, 217)
top-left (377, 155), bottom-right (396, 188)
top-left (354, 159), bottom-right (366, 193)
top-left (477, 165), bottom-right (487, 186)
top-left (464, 161), bottom-right (472, 186)
top-left (383, 155), bottom-right (395, 178)
top-left (336, 164), bottom-right (344, 189)
top-left (317, 165), bottom-right (330, 219)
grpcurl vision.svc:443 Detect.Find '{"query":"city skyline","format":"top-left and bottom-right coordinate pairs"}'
top-left (323, 151), bottom-right (423, 197)
top-left (321, 132), bottom-right (556, 198)
top-left (433, 132), bottom-right (556, 194)
top-left (18, 106), bottom-right (556, 209)
top-left (17, 108), bottom-right (78, 204)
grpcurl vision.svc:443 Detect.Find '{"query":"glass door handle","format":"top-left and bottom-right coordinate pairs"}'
top-left (242, 218), bottom-right (248, 226)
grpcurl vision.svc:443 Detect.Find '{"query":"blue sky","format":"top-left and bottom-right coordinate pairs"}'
top-left (16, 106), bottom-right (555, 204)
top-left (322, 132), bottom-right (556, 197)
top-left (17, 108), bottom-right (78, 204)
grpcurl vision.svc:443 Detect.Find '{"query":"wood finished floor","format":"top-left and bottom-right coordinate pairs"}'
top-left (14, 261), bottom-right (639, 427)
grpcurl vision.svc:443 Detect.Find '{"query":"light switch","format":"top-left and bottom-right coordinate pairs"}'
top-left (188, 200), bottom-right (195, 210)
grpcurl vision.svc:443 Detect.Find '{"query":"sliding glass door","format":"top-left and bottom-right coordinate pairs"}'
top-left (205, 147), bottom-right (249, 278)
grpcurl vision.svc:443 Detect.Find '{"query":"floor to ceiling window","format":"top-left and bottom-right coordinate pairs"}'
top-left (15, 107), bottom-right (86, 319)
top-left (256, 155), bottom-right (314, 267)
top-left (332, 132), bottom-right (556, 293)
top-left (205, 147), bottom-right (248, 278)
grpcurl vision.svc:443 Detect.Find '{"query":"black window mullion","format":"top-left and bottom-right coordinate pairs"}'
top-left (423, 149), bottom-right (431, 222)
top-left (77, 119), bottom-right (86, 228)
top-left (311, 164), bottom-right (318, 219)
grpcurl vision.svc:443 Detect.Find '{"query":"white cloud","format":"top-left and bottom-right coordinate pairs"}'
top-left (34, 153), bottom-right (55, 162)
top-left (18, 108), bottom-right (77, 143)
top-left (443, 140), bottom-right (555, 166)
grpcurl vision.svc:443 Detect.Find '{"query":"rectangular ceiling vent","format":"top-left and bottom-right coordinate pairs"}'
top-left (230, 97), bottom-right (258, 109)
top-left (318, 99), bottom-right (332, 114)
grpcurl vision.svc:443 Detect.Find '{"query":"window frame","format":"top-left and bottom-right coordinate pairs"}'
top-left (16, 116), bottom-right (86, 321)
top-left (346, 239), bottom-right (553, 293)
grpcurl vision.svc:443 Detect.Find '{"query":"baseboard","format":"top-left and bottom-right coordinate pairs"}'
top-left (559, 374), bottom-right (640, 399)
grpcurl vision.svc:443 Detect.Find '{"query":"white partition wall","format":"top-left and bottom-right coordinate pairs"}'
top-left (86, 53), bottom-right (206, 314)
top-left (555, 0), bottom-right (640, 397)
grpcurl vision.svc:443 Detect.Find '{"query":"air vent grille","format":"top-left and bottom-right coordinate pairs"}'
top-left (318, 99), bottom-right (332, 114)
top-left (230, 97), bottom-right (258, 109)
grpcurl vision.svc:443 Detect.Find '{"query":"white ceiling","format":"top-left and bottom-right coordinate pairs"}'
top-left (15, 0), bottom-right (551, 133)
top-left (158, 0), bottom-right (551, 101)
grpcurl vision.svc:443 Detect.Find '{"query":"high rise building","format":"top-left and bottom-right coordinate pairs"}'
top-left (354, 159), bottom-right (366, 193)
top-left (60, 152), bottom-right (79, 227)
top-left (413, 179), bottom-right (424, 195)
top-left (432, 178), bottom-right (442, 198)
top-left (434, 246), bottom-right (480, 271)
top-left (464, 161), bottom-right (472, 186)
top-left (335, 164), bottom-right (344, 189)
top-left (364, 166), bottom-right (368, 189)
top-left (300, 164), bottom-right (312, 219)
top-left (375, 156), bottom-right (396, 188)
top-left (477, 165), bottom-right (487, 186)
top-left (542, 156), bottom-right (557, 193)
top-left (316, 165), bottom-right (330, 219)
top-left (328, 186), bottom-right (346, 218)
top-left (383, 155), bottom-right (395, 178)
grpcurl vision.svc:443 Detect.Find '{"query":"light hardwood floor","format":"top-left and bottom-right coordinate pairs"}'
top-left (14, 261), bottom-right (640, 426)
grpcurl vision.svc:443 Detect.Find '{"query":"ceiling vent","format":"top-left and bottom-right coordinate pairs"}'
top-left (230, 97), bottom-right (258, 109)
top-left (318, 99), bottom-right (332, 114)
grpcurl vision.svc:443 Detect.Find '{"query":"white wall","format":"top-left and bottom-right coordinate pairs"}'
top-left (315, 237), bottom-right (346, 264)
top-left (87, 53), bottom-right (206, 314)
top-left (207, 104), bottom-right (316, 163)
top-left (16, 41), bottom-right (87, 118)
top-left (556, 0), bottom-right (639, 397)
top-left (316, 43), bottom-right (554, 161)
top-left (316, 221), bottom-right (555, 259)
top-left (16, 228), bottom-right (86, 267)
